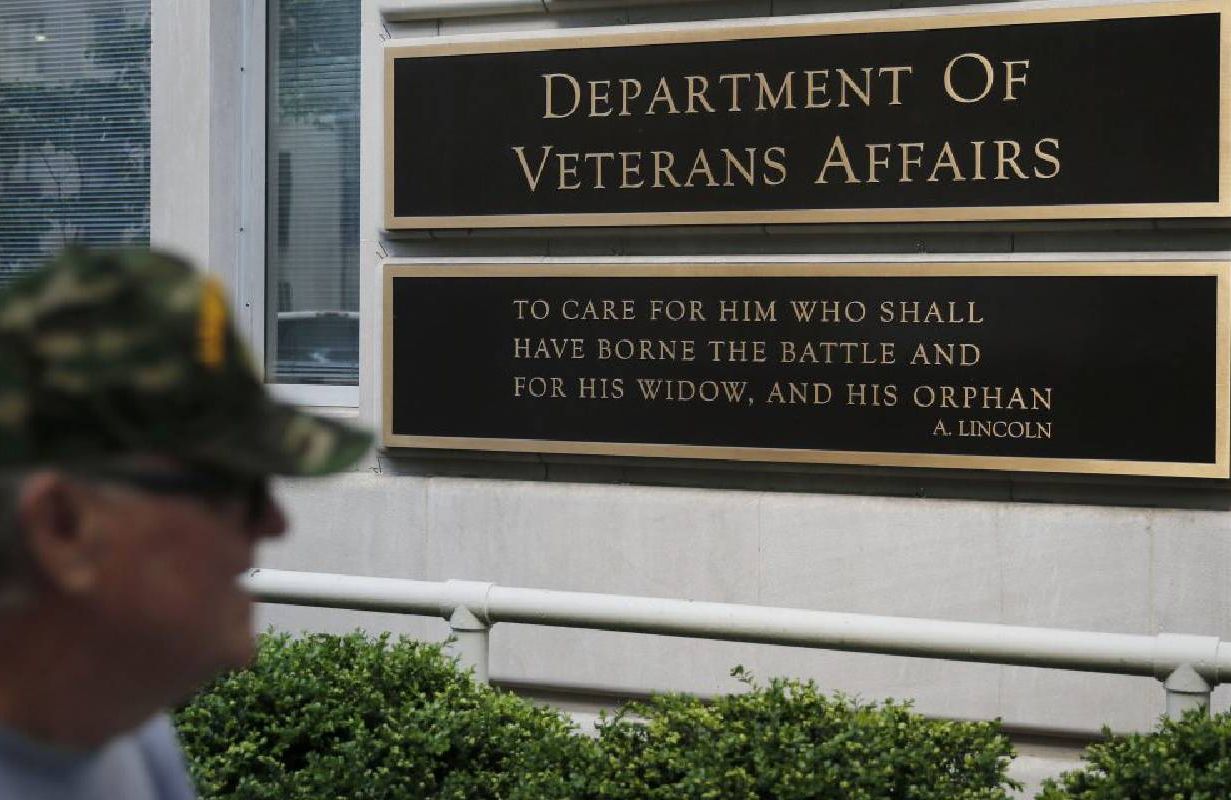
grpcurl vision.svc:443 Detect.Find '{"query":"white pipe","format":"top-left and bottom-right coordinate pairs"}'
top-left (245, 568), bottom-right (1231, 683)
top-left (244, 568), bottom-right (444, 616)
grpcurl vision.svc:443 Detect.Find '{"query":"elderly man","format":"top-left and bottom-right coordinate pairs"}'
top-left (0, 247), bottom-right (369, 798)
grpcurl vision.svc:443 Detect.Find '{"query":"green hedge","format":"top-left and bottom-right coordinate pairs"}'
top-left (175, 632), bottom-right (589, 799)
top-left (589, 668), bottom-right (1018, 800)
top-left (175, 632), bottom-right (1019, 800)
top-left (1038, 710), bottom-right (1231, 800)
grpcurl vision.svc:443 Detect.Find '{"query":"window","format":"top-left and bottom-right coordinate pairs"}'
top-left (0, 0), bottom-right (151, 280)
top-left (265, 0), bottom-right (360, 387)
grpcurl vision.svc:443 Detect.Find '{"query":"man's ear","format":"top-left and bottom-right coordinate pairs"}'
top-left (17, 472), bottom-right (102, 595)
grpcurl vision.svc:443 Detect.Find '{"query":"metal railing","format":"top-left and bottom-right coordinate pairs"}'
top-left (246, 568), bottom-right (1231, 719)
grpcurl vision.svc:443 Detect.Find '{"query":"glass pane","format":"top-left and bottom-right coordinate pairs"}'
top-left (0, 0), bottom-right (151, 283)
top-left (266, 0), bottom-right (360, 386)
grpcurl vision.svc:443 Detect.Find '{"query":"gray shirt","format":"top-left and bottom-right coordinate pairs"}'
top-left (0, 713), bottom-right (196, 800)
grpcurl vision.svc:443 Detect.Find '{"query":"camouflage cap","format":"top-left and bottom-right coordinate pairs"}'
top-left (0, 246), bottom-right (370, 476)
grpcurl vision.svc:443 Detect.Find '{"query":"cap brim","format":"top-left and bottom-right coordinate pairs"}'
top-left (186, 399), bottom-right (372, 477)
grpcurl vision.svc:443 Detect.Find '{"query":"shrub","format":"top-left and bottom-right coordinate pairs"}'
top-left (177, 633), bottom-right (1019, 800)
top-left (1037, 709), bottom-right (1231, 799)
top-left (587, 668), bottom-right (1020, 800)
top-left (175, 632), bottom-right (591, 799)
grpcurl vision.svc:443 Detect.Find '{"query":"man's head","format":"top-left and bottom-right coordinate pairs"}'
top-left (0, 246), bottom-right (369, 717)
top-left (7, 458), bottom-right (286, 690)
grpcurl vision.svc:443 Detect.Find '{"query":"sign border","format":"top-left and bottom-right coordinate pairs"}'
top-left (383, 0), bottom-right (1231, 230)
top-left (381, 260), bottom-right (1231, 478)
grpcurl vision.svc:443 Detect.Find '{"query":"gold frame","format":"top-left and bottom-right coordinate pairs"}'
top-left (383, 0), bottom-right (1231, 230)
top-left (381, 260), bottom-right (1231, 479)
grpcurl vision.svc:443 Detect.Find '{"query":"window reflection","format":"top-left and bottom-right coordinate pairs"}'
top-left (266, 0), bottom-right (360, 386)
top-left (0, 0), bottom-right (150, 280)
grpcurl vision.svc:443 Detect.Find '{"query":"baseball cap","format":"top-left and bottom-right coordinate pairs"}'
top-left (0, 246), bottom-right (371, 476)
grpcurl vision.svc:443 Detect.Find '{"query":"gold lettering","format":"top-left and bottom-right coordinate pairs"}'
top-left (557, 152), bottom-right (581, 190)
top-left (722, 148), bottom-right (757, 187)
top-left (845, 383), bottom-right (897, 407)
top-left (865, 143), bottom-right (891, 184)
top-left (927, 141), bottom-right (965, 182)
top-left (879, 65), bottom-right (912, 105)
top-left (578, 377), bottom-right (625, 399)
top-left (767, 381), bottom-right (833, 405)
top-left (995, 139), bottom-right (1028, 180)
top-left (1034, 137), bottom-right (1061, 179)
top-left (583, 152), bottom-right (615, 189)
top-left (804, 69), bottom-right (830, 108)
top-left (685, 149), bottom-right (720, 188)
top-left (646, 77), bottom-right (680, 115)
top-left (685, 75), bottom-right (716, 113)
top-left (898, 142), bottom-right (924, 182)
top-left (620, 151), bottom-right (644, 188)
top-left (816, 135), bottom-right (859, 184)
top-left (588, 79), bottom-right (612, 117)
top-left (652, 150), bottom-right (680, 188)
top-left (764, 146), bottom-right (788, 185)
top-left (756, 71), bottom-right (795, 111)
top-left (717, 73), bottom-right (752, 111)
top-left (542, 72), bottom-right (581, 118)
top-left (837, 67), bottom-right (873, 107)
top-left (649, 299), bottom-right (706, 321)
top-left (511, 145), bottom-right (553, 191)
top-left (912, 385), bottom-right (1052, 410)
top-left (618, 77), bottom-right (642, 116)
top-left (597, 338), bottom-right (695, 361)
top-left (944, 52), bottom-right (994, 103)
top-left (1003, 59), bottom-right (1029, 100)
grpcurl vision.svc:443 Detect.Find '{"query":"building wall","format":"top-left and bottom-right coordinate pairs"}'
top-left (152, 0), bottom-right (1231, 738)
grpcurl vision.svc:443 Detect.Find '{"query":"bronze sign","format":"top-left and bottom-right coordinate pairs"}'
top-left (385, 0), bottom-right (1230, 229)
top-left (383, 261), bottom-right (1230, 478)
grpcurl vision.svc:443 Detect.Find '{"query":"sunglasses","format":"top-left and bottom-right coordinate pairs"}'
top-left (78, 466), bottom-right (271, 524)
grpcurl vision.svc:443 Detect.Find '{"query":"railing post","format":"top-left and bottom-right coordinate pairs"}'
top-left (447, 605), bottom-right (491, 684)
top-left (1163, 663), bottom-right (1212, 719)
top-left (441, 580), bottom-right (495, 685)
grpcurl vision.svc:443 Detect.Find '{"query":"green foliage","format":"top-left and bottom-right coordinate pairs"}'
top-left (175, 632), bottom-right (590, 800)
top-left (177, 634), bottom-right (1019, 800)
top-left (1037, 709), bottom-right (1231, 800)
top-left (588, 668), bottom-right (1018, 800)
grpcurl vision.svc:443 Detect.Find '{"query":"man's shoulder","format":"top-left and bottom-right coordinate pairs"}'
top-left (0, 713), bottom-right (196, 800)
top-left (132, 713), bottom-right (199, 800)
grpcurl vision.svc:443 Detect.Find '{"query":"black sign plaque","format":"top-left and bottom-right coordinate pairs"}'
top-left (385, 0), bottom-right (1230, 229)
top-left (382, 262), bottom-right (1231, 478)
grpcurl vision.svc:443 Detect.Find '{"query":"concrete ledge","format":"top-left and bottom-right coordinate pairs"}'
top-left (380, 0), bottom-right (714, 21)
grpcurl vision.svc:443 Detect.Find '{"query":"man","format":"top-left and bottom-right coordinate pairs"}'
top-left (0, 247), bottom-right (370, 798)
